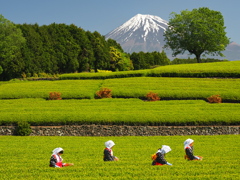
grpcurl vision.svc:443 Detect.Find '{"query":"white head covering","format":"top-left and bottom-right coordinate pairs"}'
top-left (105, 140), bottom-right (115, 149)
top-left (184, 139), bottom-right (194, 149)
top-left (52, 147), bottom-right (64, 155)
top-left (158, 145), bottom-right (171, 154)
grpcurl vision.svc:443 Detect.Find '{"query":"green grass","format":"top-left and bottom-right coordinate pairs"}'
top-left (0, 135), bottom-right (239, 179)
top-left (1, 98), bottom-right (240, 125)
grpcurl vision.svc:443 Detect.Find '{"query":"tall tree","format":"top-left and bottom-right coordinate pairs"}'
top-left (0, 14), bottom-right (26, 80)
top-left (91, 31), bottom-right (110, 72)
top-left (164, 7), bottom-right (230, 63)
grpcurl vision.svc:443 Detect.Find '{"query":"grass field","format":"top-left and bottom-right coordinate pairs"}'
top-left (0, 135), bottom-right (239, 180)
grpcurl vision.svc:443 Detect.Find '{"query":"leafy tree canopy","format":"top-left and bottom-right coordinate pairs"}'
top-left (0, 14), bottom-right (26, 80)
top-left (164, 7), bottom-right (230, 63)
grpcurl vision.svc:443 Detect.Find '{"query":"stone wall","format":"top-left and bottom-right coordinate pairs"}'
top-left (0, 125), bottom-right (239, 136)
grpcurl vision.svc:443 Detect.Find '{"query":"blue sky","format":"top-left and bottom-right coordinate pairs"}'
top-left (1, 0), bottom-right (239, 43)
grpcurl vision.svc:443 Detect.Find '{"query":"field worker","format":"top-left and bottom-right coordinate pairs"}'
top-left (152, 145), bottom-right (172, 166)
top-left (49, 147), bottom-right (74, 168)
top-left (184, 138), bottom-right (203, 161)
top-left (103, 140), bottom-right (119, 161)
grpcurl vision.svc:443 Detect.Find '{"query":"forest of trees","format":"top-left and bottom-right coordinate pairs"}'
top-left (0, 14), bottom-right (171, 81)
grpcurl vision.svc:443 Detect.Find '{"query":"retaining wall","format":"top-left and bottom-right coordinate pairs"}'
top-left (0, 125), bottom-right (239, 136)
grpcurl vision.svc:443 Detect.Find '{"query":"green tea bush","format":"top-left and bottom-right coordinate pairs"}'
top-left (0, 136), bottom-right (239, 179)
top-left (59, 61), bottom-right (240, 80)
top-left (15, 121), bottom-right (32, 136)
top-left (1, 99), bottom-right (240, 126)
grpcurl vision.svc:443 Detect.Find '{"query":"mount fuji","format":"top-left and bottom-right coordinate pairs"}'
top-left (105, 14), bottom-right (240, 61)
top-left (105, 14), bottom-right (168, 53)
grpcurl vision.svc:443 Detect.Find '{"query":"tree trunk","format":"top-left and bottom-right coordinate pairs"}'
top-left (195, 54), bottom-right (202, 63)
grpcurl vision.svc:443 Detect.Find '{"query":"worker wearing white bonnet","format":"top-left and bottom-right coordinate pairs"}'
top-left (184, 138), bottom-right (203, 161)
top-left (49, 147), bottom-right (74, 168)
top-left (103, 140), bottom-right (119, 161)
top-left (152, 145), bottom-right (172, 166)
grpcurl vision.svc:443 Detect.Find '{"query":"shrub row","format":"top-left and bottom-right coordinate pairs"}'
top-left (0, 136), bottom-right (239, 179)
top-left (1, 99), bottom-right (240, 126)
top-left (59, 61), bottom-right (240, 80)
top-left (1, 77), bottom-right (240, 102)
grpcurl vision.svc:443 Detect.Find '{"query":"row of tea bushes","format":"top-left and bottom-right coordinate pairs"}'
top-left (1, 77), bottom-right (240, 101)
top-left (59, 61), bottom-right (240, 80)
top-left (0, 135), bottom-right (239, 179)
top-left (1, 98), bottom-right (240, 126)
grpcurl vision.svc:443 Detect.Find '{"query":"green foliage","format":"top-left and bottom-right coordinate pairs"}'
top-left (0, 98), bottom-right (240, 126)
top-left (171, 58), bottom-right (228, 64)
top-left (0, 136), bottom-right (239, 179)
top-left (0, 65), bottom-right (3, 75)
top-left (164, 7), bottom-right (230, 63)
top-left (0, 14), bottom-right (26, 80)
top-left (130, 51), bottom-right (170, 70)
top-left (147, 61), bottom-right (240, 78)
top-left (0, 23), bottom-right (130, 80)
top-left (0, 80), bottom-right (101, 99)
top-left (59, 61), bottom-right (240, 80)
top-left (109, 46), bottom-right (133, 71)
top-left (15, 121), bottom-right (32, 136)
top-left (2, 72), bottom-right (240, 102)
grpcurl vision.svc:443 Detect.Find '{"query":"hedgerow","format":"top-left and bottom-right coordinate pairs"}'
top-left (0, 98), bottom-right (240, 126)
top-left (1, 77), bottom-right (240, 102)
top-left (58, 61), bottom-right (240, 79)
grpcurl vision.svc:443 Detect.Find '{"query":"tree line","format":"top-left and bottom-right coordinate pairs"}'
top-left (0, 15), bottom-right (171, 81)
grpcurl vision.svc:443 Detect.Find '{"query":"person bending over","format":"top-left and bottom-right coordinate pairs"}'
top-left (152, 145), bottom-right (172, 166)
top-left (184, 139), bottom-right (203, 161)
top-left (103, 140), bottom-right (119, 161)
top-left (49, 147), bottom-right (74, 168)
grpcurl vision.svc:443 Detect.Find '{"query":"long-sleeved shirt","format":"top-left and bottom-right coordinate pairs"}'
top-left (49, 154), bottom-right (65, 167)
top-left (103, 148), bottom-right (115, 161)
top-left (185, 146), bottom-right (198, 160)
top-left (152, 152), bottom-right (168, 165)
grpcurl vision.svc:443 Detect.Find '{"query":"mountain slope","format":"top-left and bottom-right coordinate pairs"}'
top-left (105, 14), bottom-right (168, 53)
top-left (106, 14), bottom-right (240, 61)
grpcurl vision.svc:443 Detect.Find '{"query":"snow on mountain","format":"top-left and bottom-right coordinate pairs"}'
top-left (105, 14), bottom-right (240, 60)
top-left (105, 14), bottom-right (168, 53)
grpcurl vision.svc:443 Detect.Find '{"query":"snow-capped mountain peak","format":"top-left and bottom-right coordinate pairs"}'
top-left (105, 14), bottom-right (168, 53)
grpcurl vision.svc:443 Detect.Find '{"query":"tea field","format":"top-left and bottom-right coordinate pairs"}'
top-left (1, 98), bottom-right (240, 125)
top-left (0, 135), bottom-right (239, 179)
top-left (1, 77), bottom-right (240, 101)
